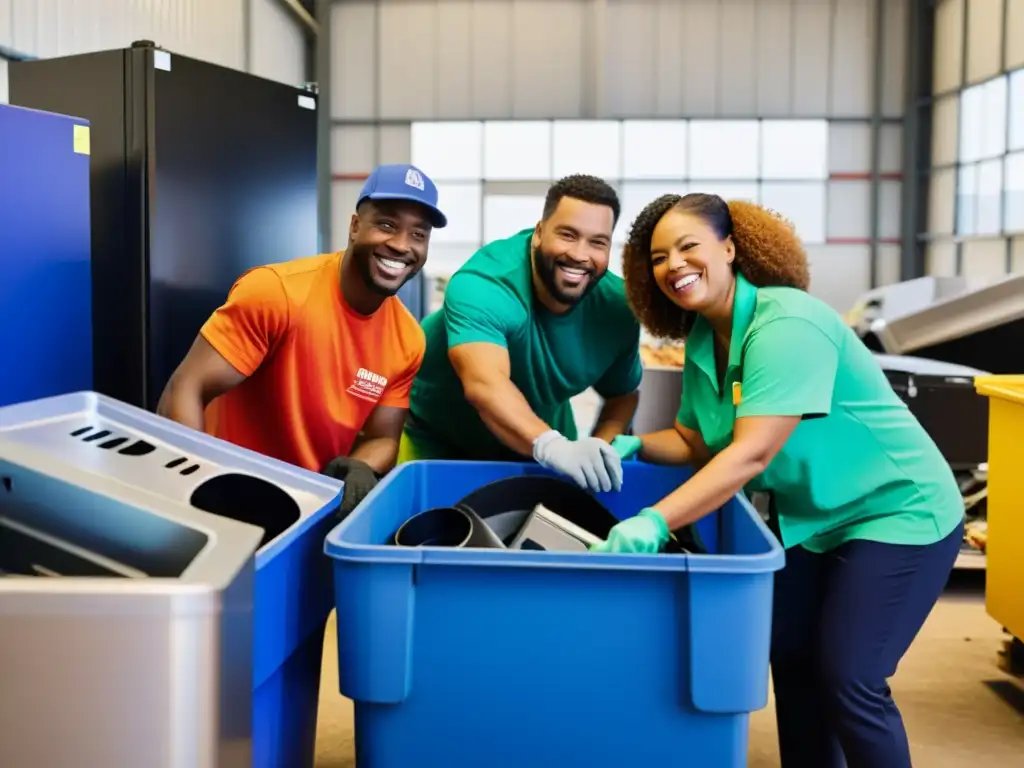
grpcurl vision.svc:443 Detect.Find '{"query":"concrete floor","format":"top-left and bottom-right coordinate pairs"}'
top-left (313, 572), bottom-right (1024, 767)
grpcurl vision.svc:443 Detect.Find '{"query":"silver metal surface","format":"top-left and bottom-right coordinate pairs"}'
top-left (509, 505), bottom-right (602, 553)
top-left (872, 353), bottom-right (988, 378)
top-left (847, 276), bottom-right (972, 338)
top-left (0, 392), bottom-right (331, 522)
top-left (0, 441), bottom-right (261, 768)
top-left (0, 391), bottom-right (342, 768)
top-left (875, 273), bottom-right (1024, 355)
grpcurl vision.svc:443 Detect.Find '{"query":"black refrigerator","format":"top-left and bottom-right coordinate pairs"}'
top-left (10, 41), bottom-right (319, 411)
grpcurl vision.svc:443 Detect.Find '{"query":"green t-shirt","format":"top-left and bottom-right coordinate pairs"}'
top-left (407, 229), bottom-right (642, 461)
top-left (677, 272), bottom-right (963, 552)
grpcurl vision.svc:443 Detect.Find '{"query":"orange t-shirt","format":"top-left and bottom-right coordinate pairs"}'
top-left (200, 252), bottom-right (425, 472)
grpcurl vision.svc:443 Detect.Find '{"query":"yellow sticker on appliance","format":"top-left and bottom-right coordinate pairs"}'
top-left (732, 381), bottom-right (742, 406)
top-left (73, 125), bottom-right (91, 155)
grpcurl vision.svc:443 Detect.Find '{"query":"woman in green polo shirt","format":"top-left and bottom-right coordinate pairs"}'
top-left (596, 193), bottom-right (963, 768)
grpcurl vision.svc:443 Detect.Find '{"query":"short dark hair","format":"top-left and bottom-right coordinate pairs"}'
top-left (622, 193), bottom-right (810, 339)
top-left (542, 174), bottom-right (621, 225)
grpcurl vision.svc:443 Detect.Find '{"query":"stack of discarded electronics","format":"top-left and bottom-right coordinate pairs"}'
top-left (848, 273), bottom-right (1024, 568)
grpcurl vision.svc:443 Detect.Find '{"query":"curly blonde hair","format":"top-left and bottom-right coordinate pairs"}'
top-left (622, 193), bottom-right (810, 340)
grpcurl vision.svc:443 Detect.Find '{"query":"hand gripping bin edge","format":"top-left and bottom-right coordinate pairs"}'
top-left (0, 437), bottom-right (262, 768)
top-left (0, 392), bottom-right (344, 768)
top-left (325, 460), bottom-right (786, 768)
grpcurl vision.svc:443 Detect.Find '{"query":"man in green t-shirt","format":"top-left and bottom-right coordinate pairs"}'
top-left (401, 174), bottom-right (643, 493)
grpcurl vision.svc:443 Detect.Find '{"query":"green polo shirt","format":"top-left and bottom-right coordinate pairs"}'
top-left (678, 273), bottom-right (963, 552)
top-left (406, 229), bottom-right (642, 462)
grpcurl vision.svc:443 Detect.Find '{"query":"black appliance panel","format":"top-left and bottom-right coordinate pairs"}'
top-left (148, 52), bottom-right (318, 407)
top-left (883, 371), bottom-right (989, 469)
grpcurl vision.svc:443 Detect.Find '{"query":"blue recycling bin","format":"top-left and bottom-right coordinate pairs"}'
top-left (325, 460), bottom-right (785, 768)
top-left (0, 103), bottom-right (93, 408)
top-left (0, 392), bottom-right (341, 767)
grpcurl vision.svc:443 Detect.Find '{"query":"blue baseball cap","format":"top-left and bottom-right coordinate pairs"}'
top-left (356, 164), bottom-right (447, 228)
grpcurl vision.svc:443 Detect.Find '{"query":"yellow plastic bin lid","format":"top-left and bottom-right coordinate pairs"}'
top-left (974, 374), bottom-right (1024, 403)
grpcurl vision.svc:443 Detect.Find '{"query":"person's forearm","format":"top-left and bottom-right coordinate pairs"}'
top-left (591, 391), bottom-right (640, 443)
top-left (156, 382), bottom-right (206, 432)
top-left (650, 443), bottom-right (768, 530)
top-left (349, 437), bottom-right (398, 476)
top-left (465, 378), bottom-right (552, 457)
top-left (636, 429), bottom-right (697, 465)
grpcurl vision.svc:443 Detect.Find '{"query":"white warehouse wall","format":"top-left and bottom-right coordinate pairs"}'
top-left (330, 0), bottom-right (909, 314)
top-left (0, 0), bottom-right (308, 97)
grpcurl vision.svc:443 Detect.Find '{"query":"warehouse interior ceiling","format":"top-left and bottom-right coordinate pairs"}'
top-left (4, 0), bottom-right (1023, 311)
top-left (327, 0), bottom-right (908, 313)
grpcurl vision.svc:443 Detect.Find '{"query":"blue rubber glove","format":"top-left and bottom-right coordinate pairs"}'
top-left (532, 430), bottom-right (623, 493)
top-left (610, 434), bottom-right (642, 461)
top-left (590, 508), bottom-right (670, 554)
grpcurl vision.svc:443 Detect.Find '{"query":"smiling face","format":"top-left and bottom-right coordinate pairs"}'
top-left (531, 196), bottom-right (615, 310)
top-left (348, 200), bottom-right (432, 296)
top-left (649, 207), bottom-right (736, 315)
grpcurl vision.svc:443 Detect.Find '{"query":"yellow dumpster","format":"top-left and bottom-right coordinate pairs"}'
top-left (974, 375), bottom-right (1024, 642)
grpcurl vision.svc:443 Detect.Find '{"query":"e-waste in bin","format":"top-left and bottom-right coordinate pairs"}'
top-left (0, 392), bottom-right (343, 768)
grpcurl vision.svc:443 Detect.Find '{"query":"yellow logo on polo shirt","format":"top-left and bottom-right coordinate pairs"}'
top-left (732, 381), bottom-right (742, 406)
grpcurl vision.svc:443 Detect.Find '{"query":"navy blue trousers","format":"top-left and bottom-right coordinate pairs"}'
top-left (770, 521), bottom-right (963, 768)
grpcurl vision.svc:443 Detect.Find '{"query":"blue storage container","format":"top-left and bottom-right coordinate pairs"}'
top-left (325, 460), bottom-right (785, 768)
top-left (0, 103), bottom-right (92, 408)
top-left (0, 392), bottom-right (341, 767)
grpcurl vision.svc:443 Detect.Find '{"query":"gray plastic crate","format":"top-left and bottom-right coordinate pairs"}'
top-left (0, 391), bottom-right (344, 768)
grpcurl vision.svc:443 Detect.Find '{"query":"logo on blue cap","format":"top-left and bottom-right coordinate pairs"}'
top-left (357, 164), bottom-right (447, 228)
top-left (404, 168), bottom-right (425, 191)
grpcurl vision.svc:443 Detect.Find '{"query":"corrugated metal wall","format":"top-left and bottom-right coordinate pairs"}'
top-left (329, 0), bottom-right (908, 313)
top-left (251, 0), bottom-right (308, 86)
top-left (925, 0), bottom-right (1024, 280)
top-left (0, 0), bottom-right (248, 68)
top-left (0, 0), bottom-right (307, 94)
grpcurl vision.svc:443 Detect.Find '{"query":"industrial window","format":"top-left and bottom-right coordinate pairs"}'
top-left (551, 121), bottom-right (621, 181)
top-left (616, 181), bottom-right (688, 245)
top-left (411, 117), bottom-right (833, 275)
top-left (761, 121), bottom-right (830, 180)
top-left (954, 70), bottom-right (1022, 237)
top-left (410, 122), bottom-right (483, 182)
top-left (431, 183), bottom-right (482, 244)
top-left (621, 121), bottom-right (688, 179)
top-left (483, 121), bottom-right (552, 181)
top-left (1010, 70), bottom-right (1024, 152)
top-left (483, 195), bottom-right (545, 244)
top-left (1006, 152), bottom-right (1024, 232)
top-left (688, 121), bottom-right (760, 180)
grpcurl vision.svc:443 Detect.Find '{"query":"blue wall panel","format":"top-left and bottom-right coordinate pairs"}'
top-left (0, 104), bottom-right (93, 407)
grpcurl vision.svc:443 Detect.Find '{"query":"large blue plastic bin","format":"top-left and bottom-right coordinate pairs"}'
top-left (0, 392), bottom-right (341, 767)
top-left (325, 460), bottom-right (785, 768)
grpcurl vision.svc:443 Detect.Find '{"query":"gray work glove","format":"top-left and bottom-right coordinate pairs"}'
top-left (532, 430), bottom-right (623, 493)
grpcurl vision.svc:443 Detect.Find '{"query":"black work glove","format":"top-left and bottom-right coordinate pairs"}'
top-left (321, 456), bottom-right (380, 520)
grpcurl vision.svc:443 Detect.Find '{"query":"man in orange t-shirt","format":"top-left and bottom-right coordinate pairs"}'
top-left (157, 164), bottom-right (446, 517)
